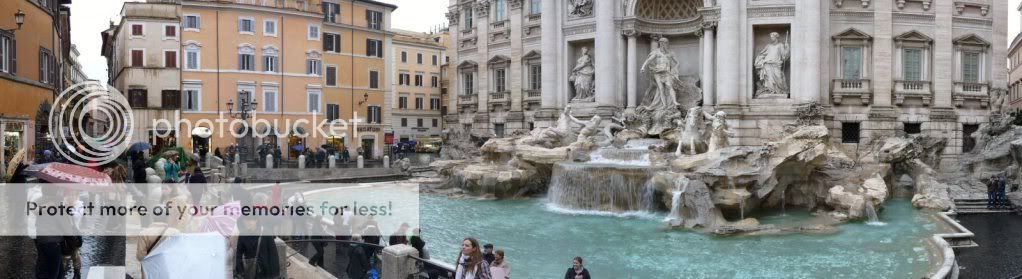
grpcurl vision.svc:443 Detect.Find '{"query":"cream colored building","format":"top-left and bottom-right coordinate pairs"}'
top-left (101, 1), bottom-right (183, 151)
top-left (390, 29), bottom-right (445, 142)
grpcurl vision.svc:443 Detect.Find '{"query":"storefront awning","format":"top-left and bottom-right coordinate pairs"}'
top-left (191, 127), bottom-right (212, 138)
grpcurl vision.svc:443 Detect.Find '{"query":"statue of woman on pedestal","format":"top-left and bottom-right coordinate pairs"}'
top-left (754, 31), bottom-right (790, 98)
top-left (569, 47), bottom-right (595, 102)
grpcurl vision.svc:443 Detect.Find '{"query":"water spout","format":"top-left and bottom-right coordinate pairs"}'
top-left (864, 202), bottom-right (885, 226)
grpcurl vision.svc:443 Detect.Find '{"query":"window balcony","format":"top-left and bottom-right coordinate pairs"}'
top-left (953, 82), bottom-right (990, 108)
top-left (524, 89), bottom-right (541, 101)
top-left (830, 79), bottom-right (871, 105)
top-left (488, 91), bottom-right (511, 109)
top-left (491, 20), bottom-right (508, 29)
top-left (459, 94), bottom-right (478, 105)
top-left (893, 80), bottom-right (932, 106)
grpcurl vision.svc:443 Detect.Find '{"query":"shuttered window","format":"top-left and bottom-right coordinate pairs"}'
top-left (161, 90), bottom-right (181, 109)
top-left (903, 48), bottom-right (923, 81)
top-left (841, 47), bottom-right (862, 80)
top-left (962, 51), bottom-right (980, 83)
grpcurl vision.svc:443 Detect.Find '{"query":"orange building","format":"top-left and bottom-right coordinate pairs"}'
top-left (0, 0), bottom-right (70, 166)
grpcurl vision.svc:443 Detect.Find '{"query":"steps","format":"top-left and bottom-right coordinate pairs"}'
top-left (954, 198), bottom-right (1016, 214)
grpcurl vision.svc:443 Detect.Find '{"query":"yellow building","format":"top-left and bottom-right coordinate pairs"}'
top-left (319, 0), bottom-right (396, 159)
top-left (1, 0), bottom-right (68, 166)
top-left (390, 29), bottom-right (444, 143)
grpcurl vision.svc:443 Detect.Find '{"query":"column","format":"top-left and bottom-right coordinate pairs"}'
top-left (701, 24), bottom-right (716, 106)
top-left (626, 33), bottom-right (638, 108)
top-left (932, 0), bottom-right (953, 108)
top-left (540, 0), bottom-right (559, 109)
top-left (594, 0), bottom-right (617, 107)
top-left (798, 0), bottom-right (822, 103)
top-left (617, 34), bottom-right (627, 105)
top-left (872, 0), bottom-right (893, 106)
top-left (716, 0), bottom-right (740, 105)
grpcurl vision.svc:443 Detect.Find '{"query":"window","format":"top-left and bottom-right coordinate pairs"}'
top-left (432, 55), bottom-right (438, 65)
top-left (841, 122), bottom-right (860, 143)
top-left (494, 68), bottom-right (506, 92)
top-left (367, 106), bottom-right (383, 124)
top-left (399, 73), bottom-right (410, 85)
top-left (264, 20), bottom-right (277, 36)
top-left (367, 10), bottom-right (383, 30)
top-left (530, 0), bottom-right (541, 15)
top-left (0, 32), bottom-right (14, 74)
top-left (431, 76), bottom-right (439, 88)
top-left (39, 48), bottom-right (54, 84)
top-left (369, 71), bottom-right (379, 89)
top-left (463, 73), bottom-right (474, 95)
top-left (963, 124), bottom-right (979, 153)
top-left (431, 98), bottom-right (441, 110)
top-left (432, 119), bottom-right (438, 127)
top-left (239, 53), bottom-right (255, 71)
top-left (131, 49), bottom-right (144, 67)
top-left (401, 51), bottom-right (407, 63)
top-left (161, 90), bottom-right (181, 109)
top-left (182, 88), bottom-right (199, 111)
top-left (263, 54), bottom-right (278, 72)
top-left (323, 3), bottom-right (339, 23)
top-left (903, 48), bottom-right (923, 81)
top-left (131, 24), bottom-right (144, 37)
top-left (962, 51), bottom-right (980, 83)
top-left (164, 50), bottom-right (178, 68)
top-left (164, 25), bottom-right (177, 39)
top-left (308, 25), bottom-right (320, 40)
top-left (401, 118), bottom-right (407, 127)
top-left (324, 33), bottom-right (341, 53)
top-left (326, 66), bottom-right (337, 86)
top-left (129, 89), bottom-right (147, 108)
top-left (327, 104), bottom-right (340, 121)
top-left (417, 118), bottom-right (423, 127)
top-left (529, 65), bottom-right (541, 90)
top-left (417, 53), bottom-right (423, 64)
top-left (841, 47), bottom-right (862, 80)
top-left (494, 0), bottom-right (507, 21)
top-left (184, 15), bottom-right (200, 30)
top-left (237, 90), bottom-right (254, 110)
top-left (367, 39), bottom-right (383, 58)
top-left (494, 124), bottom-right (505, 138)
top-left (464, 8), bottom-right (473, 30)
top-left (415, 97), bottom-right (423, 110)
top-left (306, 59), bottom-right (322, 75)
top-left (904, 123), bottom-right (921, 134)
top-left (263, 90), bottom-right (278, 112)
top-left (185, 45), bottom-right (200, 70)
top-left (398, 96), bottom-right (407, 109)
top-left (415, 74), bottom-right (423, 87)
top-left (239, 18), bottom-right (254, 33)
top-left (308, 90), bottom-right (321, 113)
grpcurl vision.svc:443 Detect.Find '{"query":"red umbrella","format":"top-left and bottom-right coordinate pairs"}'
top-left (33, 163), bottom-right (114, 191)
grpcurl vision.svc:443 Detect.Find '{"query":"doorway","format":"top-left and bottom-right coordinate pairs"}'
top-left (361, 138), bottom-right (375, 159)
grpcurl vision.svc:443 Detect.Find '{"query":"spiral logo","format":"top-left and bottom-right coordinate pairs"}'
top-left (49, 81), bottom-right (134, 166)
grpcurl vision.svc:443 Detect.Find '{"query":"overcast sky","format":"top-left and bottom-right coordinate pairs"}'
top-left (70, 0), bottom-right (448, 85)
top-left (71, 1), bottom-right (1021, 85)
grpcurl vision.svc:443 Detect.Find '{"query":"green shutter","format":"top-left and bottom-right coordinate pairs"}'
top-left (962, 52), bottom-right (979, 83)
top-left (903, 48), bottom-right (922, 81)
top-left (842, 47), bottom-right (862, 80)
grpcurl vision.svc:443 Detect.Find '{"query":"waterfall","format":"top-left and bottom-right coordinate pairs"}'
top-left (548, 162), bottom-right (667, 213)
top-left (864, 202), bottom-right (885, 226)
top-left (666, 178), bottom-right (689, 223)
top-left (780, 189), bottom-right (787, 216)
top-left (729, 178), bottom-right (745, 220)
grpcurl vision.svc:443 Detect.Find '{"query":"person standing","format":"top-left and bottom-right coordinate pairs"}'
top-left (235, 216), bottom-right (281, 279)
top-left (564, 257), bottom-right (591, 279)
top-left (482, 243), bottom-right (496, 265)
top-left (389, 223), bottom-right (409, 246)
top-left (347, 234), bottom-right (370, 279)
top-left (454, 238), bottom-right (492, 279)
top-left (490, 250), bottom-right (511, 279)
top-left (987, 176), bottom-right (997, 209)
top-left (33, 186), bottom-right (72, 279)
top-left (998, 175), bottom-right (1009, 209)
top-left (342, 148), bottom-right (351, 164)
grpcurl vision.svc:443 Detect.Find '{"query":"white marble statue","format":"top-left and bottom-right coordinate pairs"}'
top-left (707, 111), bottom-right (733, 152)
top-left (754, 32), bottom-right (790, 97)
top-left (569, 47), bottom-right (595, 102)
top-left (568, 0), bottom-right (593, 18)
top-left (570, 114), bottom-right (602, 143)
top-left (676, 107), bottom-right (713, 156)
top-left (640, 38), bottom-right (682, 110)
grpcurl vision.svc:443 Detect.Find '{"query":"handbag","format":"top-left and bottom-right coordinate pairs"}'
top-left (242, 229), bottom-right (264, 279)
top-left (60, 213), bottom-right (83, 255)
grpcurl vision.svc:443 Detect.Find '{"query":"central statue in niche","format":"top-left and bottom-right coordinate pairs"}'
top-left (640, 37), bottom-right (683, 111)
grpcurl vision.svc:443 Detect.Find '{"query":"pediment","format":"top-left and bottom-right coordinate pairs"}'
top-left (895, 30), bottom-right (932, 43)
top-left (953, 34), bottom-right (990, 47)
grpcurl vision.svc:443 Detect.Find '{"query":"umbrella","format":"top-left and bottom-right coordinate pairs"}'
top-left (5, 148), bottom-right (26, 182)
top-left (198, 202), bottom-right (241, 237)
top-left (293, 144), bottom-right (305, 152)
top-left (32, 163), bottom-right (114, 191)
top-left (129, 142), bottom-right (152, 152)
top-left (142, 232), bottom-right (227, 279)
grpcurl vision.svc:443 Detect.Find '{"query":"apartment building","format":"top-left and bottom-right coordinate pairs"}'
top-left (390, 29), bottom-right (444, 143)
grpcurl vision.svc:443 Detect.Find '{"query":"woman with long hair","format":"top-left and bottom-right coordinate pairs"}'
top-left (454, 237), bottom-right (491, 279)
top-left (564, 256), bottom-right (591, 279)
top-left (490, 250), bottom-right (510, 279)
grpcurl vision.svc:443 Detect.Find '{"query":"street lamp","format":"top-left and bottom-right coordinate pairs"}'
top-left (3, 10), bottom-right (25, 32)
top-left (226, 91), bottom-right (258, 119)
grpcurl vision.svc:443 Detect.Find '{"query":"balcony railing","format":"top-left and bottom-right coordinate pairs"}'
top-left (459, 94), bottom-right (478, 105)
top-left (489, 91), bottom-right (508, 101)
top-left (831, 79), bottom-right (871, 105)
top-left (952, 82), bottom-right (990, 108)
top-left (491, 20), bottom-right (508, 29)
top-left (894, 80), bottom-right (932, 106)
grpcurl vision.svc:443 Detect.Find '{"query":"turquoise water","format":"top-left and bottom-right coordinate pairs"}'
top-left (417, 196), bottom-right (942, 279)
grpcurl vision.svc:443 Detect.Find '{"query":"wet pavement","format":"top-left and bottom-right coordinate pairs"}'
top-left (955, 213), bottom-right (1022, 279)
